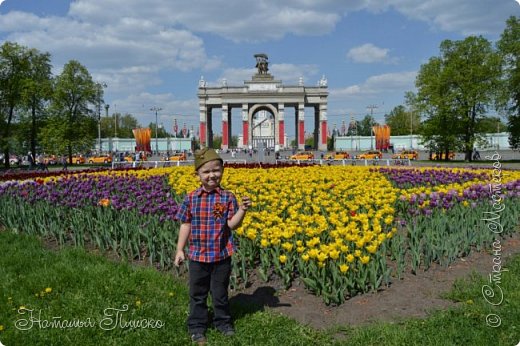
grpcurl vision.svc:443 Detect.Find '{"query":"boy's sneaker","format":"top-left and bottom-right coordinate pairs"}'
top-left (191, 332), bottom-right (207, 344)
top-left (218, 325), bottom-right (235, 336)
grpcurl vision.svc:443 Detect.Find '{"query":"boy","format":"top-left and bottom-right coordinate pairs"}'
top-left (174, 148), bottom-right (251, 344)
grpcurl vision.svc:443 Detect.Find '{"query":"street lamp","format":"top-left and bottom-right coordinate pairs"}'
top-left (150, 106), bottom-right (162, 154)
top-left (97, 82), bottom-right (107, 153)
top-left (410, 109), bottom-right (413, 149)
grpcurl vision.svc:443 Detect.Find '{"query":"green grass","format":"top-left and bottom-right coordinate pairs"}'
top-left (0, 231), bottom-right (330, 345)
top-left (0, 230), bottom-right (519, 345)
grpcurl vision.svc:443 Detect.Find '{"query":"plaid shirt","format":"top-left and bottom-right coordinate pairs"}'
top-left (175, 186), bottom-right (238, 263)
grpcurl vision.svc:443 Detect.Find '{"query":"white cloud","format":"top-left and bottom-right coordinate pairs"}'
top-left (347, 43), bottom-right (391, 63)
top-left (330, 71), bottom-right (416, 99)
top-left (387, 0), bottom-right (519, 36)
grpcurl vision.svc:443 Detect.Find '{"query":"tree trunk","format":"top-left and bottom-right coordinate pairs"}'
top-left (2, 106), bottom-right (14, 168)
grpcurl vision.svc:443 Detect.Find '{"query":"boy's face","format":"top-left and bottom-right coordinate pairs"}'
top-left (196, 159), bottom-right (223, 191)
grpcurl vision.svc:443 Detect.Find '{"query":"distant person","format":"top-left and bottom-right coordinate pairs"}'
top-left (37, 154), bottom-right (48, 171)
top-left (473, 148), bottom-right (481, 160)
top-left (133, 152), bottom-right (140, 168)
top-left (61, 156), bottom-right (68, 171)
top-left (28, 152), bottom-right (35, 169)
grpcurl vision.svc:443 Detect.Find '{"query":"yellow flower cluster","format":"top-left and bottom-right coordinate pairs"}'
top-left (168, 166), bottom-right (399, 272)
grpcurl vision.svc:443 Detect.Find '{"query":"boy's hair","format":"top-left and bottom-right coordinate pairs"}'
top-left (194, 148), bottom-right (223, 171)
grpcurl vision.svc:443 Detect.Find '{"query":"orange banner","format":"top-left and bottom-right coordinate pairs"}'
top-left (372, 125), bottom-right (391, 150)
top-left (132, 128), bottom-right (152, 152)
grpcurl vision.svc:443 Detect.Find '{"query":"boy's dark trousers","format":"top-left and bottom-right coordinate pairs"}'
top-left (188, 257), bottom-right (232, 334)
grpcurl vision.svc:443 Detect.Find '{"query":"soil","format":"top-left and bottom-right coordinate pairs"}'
top-left (229, 232), bottom-right (520, 330)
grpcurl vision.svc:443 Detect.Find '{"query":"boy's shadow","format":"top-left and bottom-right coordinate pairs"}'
top-left (229, 286), bottom-right (291, 319)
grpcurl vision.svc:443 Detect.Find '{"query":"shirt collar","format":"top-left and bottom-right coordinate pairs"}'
top-left (196, 186), bottom-right (222, 196)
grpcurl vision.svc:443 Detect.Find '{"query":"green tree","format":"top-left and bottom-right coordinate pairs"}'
top-left (476, 116), bottom-right (507, 133)
top-left (384, 105), bottom-right (421, 136)
top-left (20, 48), bottom-right (53, 156)
top-left (212, 135), bottom-right (222, 149)
top-left (0, 42), bottom-right (30, 167)
top-left (45, 60), bottom-right (99, 161)
top-left (497, 16), bottom-right (520, 149)
top-left (357, 115), bottom-right (378, 136)
top-left (117, 113), bottom-right (140, 138)
top-left (416, 36), bottom-right (501, 160)
top-left (148, 122), bottom-right (171, 138)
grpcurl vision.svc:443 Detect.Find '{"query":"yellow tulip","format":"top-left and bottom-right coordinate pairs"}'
top-left (339, 264), bottom-right (349, 273)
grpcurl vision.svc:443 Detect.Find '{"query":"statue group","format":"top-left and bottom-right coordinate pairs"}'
top-left (254, 53), bottom-right (269, 75)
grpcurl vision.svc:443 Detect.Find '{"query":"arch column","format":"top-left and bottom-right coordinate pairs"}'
top-left (297, 103), bottom-right (305, 150)
top-left (319, 103), bottom-right (328, 151)
top-left (278, 103), bottom-right (285, 147)
top-left (242, 104), bottom-right (249, 147)
top-left (221, 104), bottom-right (230, 150)
top-left (199, 104), bottom-right (208, 147)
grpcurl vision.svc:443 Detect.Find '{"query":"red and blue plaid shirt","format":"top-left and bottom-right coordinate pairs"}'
top-left (175, 186), bottom-right (238, 263)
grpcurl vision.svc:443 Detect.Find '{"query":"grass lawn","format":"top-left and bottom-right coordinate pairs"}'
top-left (0, 230), bottom-right (518, 345)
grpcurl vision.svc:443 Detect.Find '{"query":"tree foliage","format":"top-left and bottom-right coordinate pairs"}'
top-left (20, 48), bottom-right (53, 157)
top-left (415, 36), bottom-right (501, 160)
top-left (46, 60), bottom-right (99, 161)
top-left (497, 16), bottom-right (520, 149)
top-left (0, 42), bottom-right (30, 167)
top-left (357, 115), bottom-right (378, 136)
top-left (384, 105), bottom-right (421, 136)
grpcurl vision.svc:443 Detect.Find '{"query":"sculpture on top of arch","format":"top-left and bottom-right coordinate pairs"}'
top-left (254, 53), bottom-right (269, 75)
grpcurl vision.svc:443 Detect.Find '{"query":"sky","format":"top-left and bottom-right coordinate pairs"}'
top-left (1, 0), bottom-right (519, 140)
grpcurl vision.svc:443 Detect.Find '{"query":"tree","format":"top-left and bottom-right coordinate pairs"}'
top-left (116, 113), bottom-right (140, 138)
top-left (476, 116), bottom-right (507, 133)
top-left (20, 48), bottom-right (53, 157)
top-left (416, 36), bottom-right (501, 160)
top-left (148, 122), bottom-right (170, 138)
top-left (357, 115), bottom-right (378, 136)
top-left (0, 42), bottom-right (30, 168)
top-left (47, 60), bottom-right (99, 162)
top-left (497, 16), bottom-right (520, 149)
top-left (384, 105), bottom-right (421, 136)
top-left (212, 135), bottom-right (222, 149)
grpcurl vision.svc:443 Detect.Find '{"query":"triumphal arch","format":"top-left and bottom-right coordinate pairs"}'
top-left (198, 54), bottom-right (328, 151)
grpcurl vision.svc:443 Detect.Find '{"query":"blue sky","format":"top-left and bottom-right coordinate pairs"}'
top-left (1, 0), bottom-right (519, 140)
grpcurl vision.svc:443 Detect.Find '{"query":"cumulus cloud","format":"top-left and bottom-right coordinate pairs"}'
top-left (386, 0), bottom-right (519, 36)
top-left (330, 71), bottom-right (417, 99)
top-left (347, 43), bottom-right (391, 63)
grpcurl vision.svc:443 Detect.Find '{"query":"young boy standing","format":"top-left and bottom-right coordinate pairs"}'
top-left (174, 148), bottom-right (251, 344)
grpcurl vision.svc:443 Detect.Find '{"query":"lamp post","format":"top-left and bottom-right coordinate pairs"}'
top-left (97, 83), bottom-right (107, 153)
top-left (367, 104), bottom-right (377, 150)
top-left (150, 106), bottom-right (162, 154)
top-left (410, 109), bottom-right (413, 149)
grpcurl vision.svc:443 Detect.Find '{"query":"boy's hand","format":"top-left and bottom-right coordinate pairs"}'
top-left (174, 250), bottom-right (185, 267)
top-left (240, 196), bottom-right (252, 211)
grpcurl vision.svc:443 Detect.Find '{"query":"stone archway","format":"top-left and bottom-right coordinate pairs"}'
top-left (197, 54), bottom-right (328, 151)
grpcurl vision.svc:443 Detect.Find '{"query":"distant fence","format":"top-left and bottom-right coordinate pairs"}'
top-left (111, 159), bottom-right (247, 169)
top-left (275, 158), bottom-right (411, 166)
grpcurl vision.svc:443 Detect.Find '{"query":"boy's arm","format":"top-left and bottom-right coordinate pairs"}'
top-left (227, 196), bottom-right (251, 230)
top-left (174, 223), bottom-right (191, 266)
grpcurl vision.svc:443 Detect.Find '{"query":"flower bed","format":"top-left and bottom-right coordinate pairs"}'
top-left (1, 165), bottom-right (519, 305)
